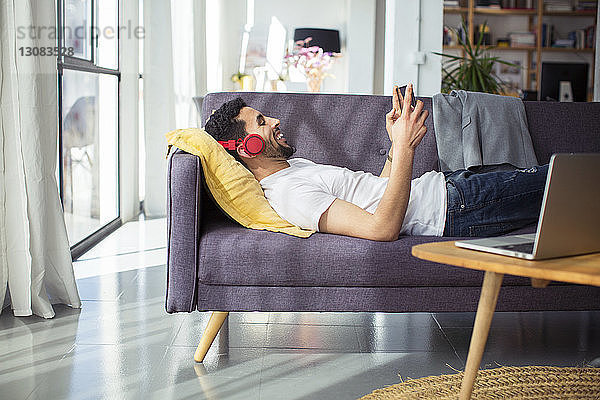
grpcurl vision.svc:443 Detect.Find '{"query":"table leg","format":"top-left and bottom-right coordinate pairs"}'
top-left (531, 278), bottom-right (550, 288)
top-left (459, 271), bottom-right (504, 400)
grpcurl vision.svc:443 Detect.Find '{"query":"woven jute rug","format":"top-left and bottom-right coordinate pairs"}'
top-left (359, 366), bottom-right (600, 399)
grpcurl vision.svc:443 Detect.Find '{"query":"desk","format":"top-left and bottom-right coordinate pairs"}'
top-left (412, 241), bottom-right (600, 400)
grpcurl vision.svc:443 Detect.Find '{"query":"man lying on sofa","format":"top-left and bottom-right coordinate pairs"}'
top-left (204, 84), bottom-right (548, 241)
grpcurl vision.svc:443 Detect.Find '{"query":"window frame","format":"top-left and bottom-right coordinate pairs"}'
top-left (57, 0), bottom-right (122, 260)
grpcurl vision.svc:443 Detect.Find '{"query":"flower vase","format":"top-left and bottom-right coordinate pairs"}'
top-left (306, 71), bottom-right (324, 92)
top-left (240, 75), bottom-right (254, 91)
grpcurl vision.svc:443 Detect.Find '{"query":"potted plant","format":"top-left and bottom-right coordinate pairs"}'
top-left (434, 22), bottom-right (518, 94)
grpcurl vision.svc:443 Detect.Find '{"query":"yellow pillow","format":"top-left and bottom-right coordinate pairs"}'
top-left (165, 128), bottom-right (314, 238)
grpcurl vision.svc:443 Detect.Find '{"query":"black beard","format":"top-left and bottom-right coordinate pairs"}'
top-left (263, 141), bottom-right (295, 159)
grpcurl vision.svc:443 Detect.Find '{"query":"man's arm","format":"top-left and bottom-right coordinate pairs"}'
top-left (319, 145), bottom-right (416, 241)
top-left (320, 84), bottom-right (428, 241)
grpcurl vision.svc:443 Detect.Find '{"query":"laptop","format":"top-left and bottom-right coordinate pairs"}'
top-left (455, 153), bottom-right (600, 260)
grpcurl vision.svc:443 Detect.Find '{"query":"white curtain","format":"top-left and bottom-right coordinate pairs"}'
top-left (0, 0), bottom-right (81, 318)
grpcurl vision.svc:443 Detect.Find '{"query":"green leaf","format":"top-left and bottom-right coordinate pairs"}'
top-left (475, 66), bottom-right (490, 93)
top-left (434, 52), bottom-right (465, 61)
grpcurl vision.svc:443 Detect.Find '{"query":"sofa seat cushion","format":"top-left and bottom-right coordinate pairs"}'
top-left (198, 216), bottom-right (536, 288)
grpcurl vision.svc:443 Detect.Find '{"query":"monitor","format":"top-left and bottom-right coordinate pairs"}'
top-left (293, 28), bottom-right (341, 53)
top-left (540, 62), bottom-right (588, 102)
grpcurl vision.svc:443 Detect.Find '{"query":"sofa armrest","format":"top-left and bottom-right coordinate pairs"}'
top-left (166, 150), bottom-right (202, 312)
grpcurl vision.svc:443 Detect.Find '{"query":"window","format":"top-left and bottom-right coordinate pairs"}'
top-left (58, 0), bottom-right (121, 258)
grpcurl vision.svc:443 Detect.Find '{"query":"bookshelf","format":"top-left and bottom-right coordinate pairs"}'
top-left (443, 0), bottom-right (597, 98)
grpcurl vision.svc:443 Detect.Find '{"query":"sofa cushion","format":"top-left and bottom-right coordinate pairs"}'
top-left (524, 101), bottom-right (600, 164)
top-left (198, 213), bottom-right (536, 288)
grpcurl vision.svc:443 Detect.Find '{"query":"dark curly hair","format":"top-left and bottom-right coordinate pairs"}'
top-left (204, 98), bottom-right (248, 155)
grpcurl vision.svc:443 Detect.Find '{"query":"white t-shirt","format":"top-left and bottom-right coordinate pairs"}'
top-left (259, 158), bottom-right (447, 236)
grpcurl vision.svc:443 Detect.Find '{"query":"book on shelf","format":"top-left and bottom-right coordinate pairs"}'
top-left (542, 23), bottom-right (555, 47)
top-left (542, 24), bottom-right (595, 48)
top-left (476, 0), bottom-right (502, 8)
top-left (566, 25), bottom-right (596, 48)
top-left (575, 0), bottom-right (598, 11)
top-left (544, 0), bottom-right (573, 11)
top-left (463, 0), bottom-right (539, 9)
top-left (444, 0), bottom-right (461, 8)
top-left (554, 38), bottom-right (576, 47)
top-left (585, 25), bottom-right (596, 48)
top-left (509, 32), bottom-right (536, 46)
top-left (500, 0), bottom-right (534, 8)
top-left (443, 25), bottom-right (466, 46)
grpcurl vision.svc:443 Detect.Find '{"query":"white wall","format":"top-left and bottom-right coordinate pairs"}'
top-left (171, 0), bottom-right (198, 128)
top-left (373, 0), bottom-right (387, 95)
top-left (346, 0), bottom-right (376, 94)
top-left (384, 0), bottom-right (443, 96)
top-left (119, 0), bottom-right (140, 222)
top-left (143, 0), bottom-right (175, 217)
top-left (242, 0), bottom-right (349, 93)
top-left (141, 1), bottom-right (208, 218)
top-left (194, 0), bottom-right (207, 97)
top-left (207, 0), bottom-right (377, 94)
top-left (206, 0), bottom-right (246, 93)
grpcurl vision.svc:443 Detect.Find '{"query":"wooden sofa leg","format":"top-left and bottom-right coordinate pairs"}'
top-left (194, 311), bottom-right (229, 362)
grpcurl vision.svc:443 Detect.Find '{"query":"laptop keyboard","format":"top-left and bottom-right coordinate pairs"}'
top-left (497, 242), bottom-right (535, 254)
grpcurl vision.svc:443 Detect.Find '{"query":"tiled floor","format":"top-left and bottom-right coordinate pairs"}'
top-left (1, 218), bottom-right (599, 399)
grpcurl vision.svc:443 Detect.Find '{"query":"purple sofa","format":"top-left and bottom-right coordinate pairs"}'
top-left (167, 92), bottom-right (600, 318)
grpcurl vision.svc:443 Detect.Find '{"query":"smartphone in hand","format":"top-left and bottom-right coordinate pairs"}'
top-left (395, 85), bottom-right (417, 112)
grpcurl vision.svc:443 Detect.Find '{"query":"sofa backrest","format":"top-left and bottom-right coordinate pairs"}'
top-left (202, 92), bottom-right (439, 179)
top-left (523, 101), bottom-right (600, 164)
top-left (202, 91), bottom-right (600, 175)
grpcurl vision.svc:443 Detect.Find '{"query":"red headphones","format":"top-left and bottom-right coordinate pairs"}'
top-left (218, 134), bottom-right (265, 156)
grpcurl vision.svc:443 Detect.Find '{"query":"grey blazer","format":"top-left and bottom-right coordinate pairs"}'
top-left (432, 90), bottom-right (539, 172)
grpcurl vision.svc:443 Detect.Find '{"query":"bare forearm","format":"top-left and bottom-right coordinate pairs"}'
top-left (372, 145), bottom-right (414, 240)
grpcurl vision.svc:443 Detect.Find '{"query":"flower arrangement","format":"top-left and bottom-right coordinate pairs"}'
top-left (283, 37), bottom-right (336, 92)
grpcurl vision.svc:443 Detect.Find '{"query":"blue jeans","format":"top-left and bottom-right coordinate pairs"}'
top-left (443, 165), bottom-right (549, 237)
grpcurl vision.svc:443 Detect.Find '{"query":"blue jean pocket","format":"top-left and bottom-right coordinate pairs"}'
top-left (468, 222), bottom-right (519, 237)
top-left (446, 179), bottom-right (465, 211)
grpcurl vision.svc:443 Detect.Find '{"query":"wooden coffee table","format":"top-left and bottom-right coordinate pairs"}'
top-left (412, 241), bottom-right (600, 400)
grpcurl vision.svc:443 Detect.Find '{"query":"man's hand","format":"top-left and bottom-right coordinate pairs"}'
top-left (391, 84), bottom-right (428, 151)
